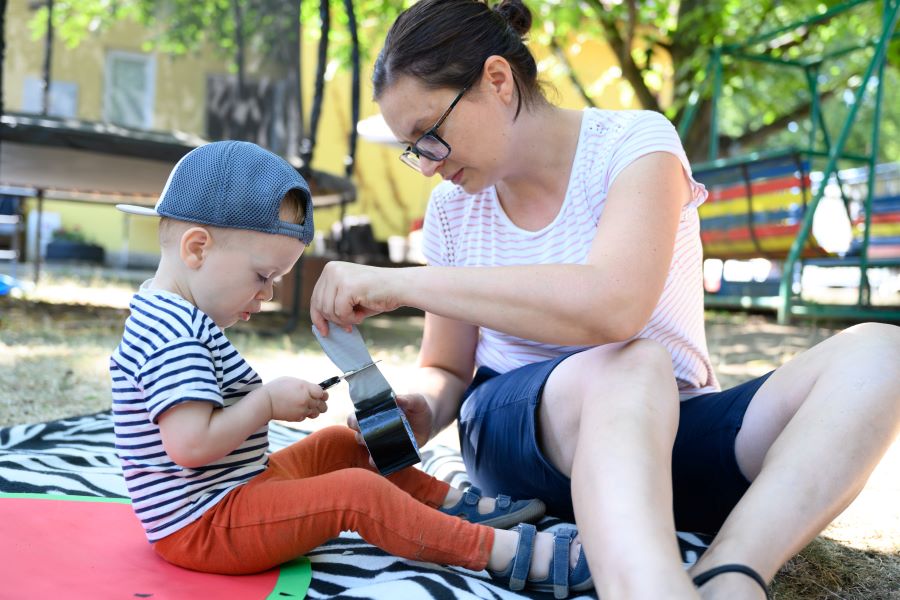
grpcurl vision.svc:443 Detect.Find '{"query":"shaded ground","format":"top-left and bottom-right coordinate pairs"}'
top-left (0, 267), bottom-right (897, 599)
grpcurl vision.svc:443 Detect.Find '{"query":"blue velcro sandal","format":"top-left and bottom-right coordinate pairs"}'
top-left (439, 485), bottom-right (545, 529)
top-left (693, 564), bottom-right (770, 599)
top-left (488, 523), bottom-right (593, 599)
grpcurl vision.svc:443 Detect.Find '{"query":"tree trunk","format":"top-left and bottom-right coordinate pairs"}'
top-left (0, 0), bottom-right (7, 123)
top-left (232, 0), bottom-right (246, 98)
top-left (41, 0), bottom-right (54, 115)
top-left (285, 0), bottom-right (303, 161)
top-left (681, 100), bottom-right (714, 162)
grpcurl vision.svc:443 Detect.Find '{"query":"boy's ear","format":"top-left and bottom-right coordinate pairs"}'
top-left (180, 226), bottom-right (213, 269)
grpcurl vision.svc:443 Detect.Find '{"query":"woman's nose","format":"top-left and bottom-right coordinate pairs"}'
top-left (418, 156), bottom-right (443, 177)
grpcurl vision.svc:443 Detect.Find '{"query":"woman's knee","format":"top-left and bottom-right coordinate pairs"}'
top-left (614, 338), bottom-right (677, 376)
top-left (558, 339), bottom-right (674, 386)
top-left (752, 322), bottom-right (900, 434)
top-left (843, 322), bottom-right (900, 352)
top-left (543, 341), bottom-right (679, 439)
top-left (820, 323), bottom-right (900, 378)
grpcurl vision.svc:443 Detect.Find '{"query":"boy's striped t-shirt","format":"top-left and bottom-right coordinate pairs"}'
top-left (110, 286), bottom-right (268, 542)
top-left (422, 108), bottom-right (719, 397)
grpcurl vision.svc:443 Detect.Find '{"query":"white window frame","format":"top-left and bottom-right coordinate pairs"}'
top-left (22, 78), bottom-right (79, 118)
top-left (103, 50), bottom-right (157, 129)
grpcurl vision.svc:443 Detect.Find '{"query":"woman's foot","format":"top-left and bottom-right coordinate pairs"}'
top-left (440, 485), bottom-right (545, 528)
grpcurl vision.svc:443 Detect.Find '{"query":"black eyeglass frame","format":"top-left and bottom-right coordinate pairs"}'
top-left (399, 86), bottom-right (469, 170)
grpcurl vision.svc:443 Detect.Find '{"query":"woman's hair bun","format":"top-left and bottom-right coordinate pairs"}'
top-left (492, 0), bottom-right (532, 37)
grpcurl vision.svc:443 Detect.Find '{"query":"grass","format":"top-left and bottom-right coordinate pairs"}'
top-left (1, 269), bottom-right (898, 599)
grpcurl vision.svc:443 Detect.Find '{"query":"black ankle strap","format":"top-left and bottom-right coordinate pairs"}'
top-left (693, 564), bottom-right (770, 599)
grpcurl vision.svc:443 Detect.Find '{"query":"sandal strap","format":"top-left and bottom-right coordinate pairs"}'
top-left (509, 523), bottom-right (537, 591)
top-left (551, 529), bottom-right (573, 599)
top-left (693, 564), bottom-right (770, 599)
top-left (461, 486), bottom-right (482, 507)
top-left (496, 494), bottom-right (511, 509)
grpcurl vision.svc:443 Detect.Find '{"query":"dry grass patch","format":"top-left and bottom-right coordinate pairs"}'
top-left (774, 537), bottom-right (900, 599)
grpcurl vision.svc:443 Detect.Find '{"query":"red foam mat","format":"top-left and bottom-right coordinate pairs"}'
top-left (0, 494), bottom-right (304, 600)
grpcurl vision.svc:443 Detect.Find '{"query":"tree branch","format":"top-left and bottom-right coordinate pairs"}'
top-left (549, 37), bottom-right (596, 108)
top-left (723, 85), bottom-right (841, 151)
top-left (625, 0), bottom-right (636, 56)
top-left (583, 0), bottom-right (662, 112)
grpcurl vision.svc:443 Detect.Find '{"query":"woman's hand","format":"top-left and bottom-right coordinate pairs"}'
top-left (347, 392), bottom-right (435, 449)
top-left (310, 261), bottom-right (406, 335)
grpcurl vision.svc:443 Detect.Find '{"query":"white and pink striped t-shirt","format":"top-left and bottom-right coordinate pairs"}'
top-left (421, 108), bottom-right (720, 398)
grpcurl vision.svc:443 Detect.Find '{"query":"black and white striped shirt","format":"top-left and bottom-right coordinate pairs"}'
top-left (110, 285), bottom-right (268, 542)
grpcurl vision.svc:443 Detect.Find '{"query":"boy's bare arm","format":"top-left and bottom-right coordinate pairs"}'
top-left (158, 377), bottom-right (328, 468)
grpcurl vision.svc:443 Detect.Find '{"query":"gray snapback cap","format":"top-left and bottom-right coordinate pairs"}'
top-left (117, 141), bottom-right (314, 244)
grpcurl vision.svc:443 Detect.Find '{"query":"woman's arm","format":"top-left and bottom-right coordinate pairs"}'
top-left (409, 312), bottom-right (479, 440)
top-left (311, 152), bottom-right (689, 347)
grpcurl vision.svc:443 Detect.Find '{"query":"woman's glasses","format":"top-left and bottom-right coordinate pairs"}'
top-left (399, 86), bottom-right (468, 172)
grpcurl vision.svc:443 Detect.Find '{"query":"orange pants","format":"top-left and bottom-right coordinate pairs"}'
top-left (154, 425), bottom-right (494, 574)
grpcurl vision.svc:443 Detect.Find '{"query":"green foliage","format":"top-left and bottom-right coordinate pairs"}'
top-left (29, 0), bottom-right (140, 47)
top-left (533, 0), bottom-right (897, 134)
top-left (30, 0), bottom-right (898, 158)
top-left (32, 0), bottom-right (408, 71)
top-left (299, 0), bottom-right (410, 66)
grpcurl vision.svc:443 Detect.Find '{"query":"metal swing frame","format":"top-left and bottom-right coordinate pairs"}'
top-left (679, 0), bottom-right (900, 323)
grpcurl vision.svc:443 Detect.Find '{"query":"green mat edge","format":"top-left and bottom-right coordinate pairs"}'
top-left (268, 556), bottom-right (312, 599)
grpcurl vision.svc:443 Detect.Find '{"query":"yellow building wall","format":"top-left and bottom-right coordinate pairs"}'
top-left (4, 4), bottom-right (668, 261)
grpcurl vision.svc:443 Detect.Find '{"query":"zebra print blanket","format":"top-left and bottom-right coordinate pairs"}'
top-left (0, 412), bottom-right (710, 599)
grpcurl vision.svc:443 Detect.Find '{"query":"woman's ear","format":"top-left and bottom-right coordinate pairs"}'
top-left (180, 226), bottom-right (213, 269)
top-left (481, 55), bottom-right (516, 106)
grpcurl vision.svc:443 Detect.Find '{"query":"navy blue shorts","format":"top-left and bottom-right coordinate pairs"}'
top-left (457, 352), bottom-right (774, 535)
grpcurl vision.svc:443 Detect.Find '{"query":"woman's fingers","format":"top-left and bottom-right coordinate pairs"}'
top-left (394, 393), bottom-right (433, 447)
top-left (346, 413), bottom-right (367, 447)
top-left (310, 262), bottom-right (398, 330)
top-left (310, 263), bottom-right (358, 329)
top-left (310, 306), bottom-right (329, 336)
top-left (309, 272), bottom-right (331, 334)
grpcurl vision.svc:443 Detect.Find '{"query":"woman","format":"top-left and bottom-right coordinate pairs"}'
top-left (310, 1), bottom-right (900, 598)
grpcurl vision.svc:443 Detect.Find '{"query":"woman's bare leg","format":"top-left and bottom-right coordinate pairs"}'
top-left (540, 339), bottom-right (700, 600)
top-left (692, 322), bottom-right (900, 599)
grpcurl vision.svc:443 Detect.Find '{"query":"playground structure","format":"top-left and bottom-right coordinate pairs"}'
top-left (679, 0), bottom-right (900, 323)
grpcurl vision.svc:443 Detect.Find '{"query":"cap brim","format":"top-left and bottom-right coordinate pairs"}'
top-left (116, 204), bottom-right (160, 217)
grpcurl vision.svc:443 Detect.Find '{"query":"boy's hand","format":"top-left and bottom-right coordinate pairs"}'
top-left (347, 392), bottom-right (433, 448)
top-left (263, 377), bottom-right (329, 422)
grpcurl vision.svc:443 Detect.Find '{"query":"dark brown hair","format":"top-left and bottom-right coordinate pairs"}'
top-left (372, 0), bottom-right (544, 118)
top-left (279, 188), bottom-right (307, 226)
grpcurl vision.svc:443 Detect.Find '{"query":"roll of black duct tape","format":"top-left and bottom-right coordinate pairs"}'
top-left (313, 324), bottom-right (421, 475)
